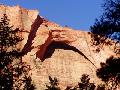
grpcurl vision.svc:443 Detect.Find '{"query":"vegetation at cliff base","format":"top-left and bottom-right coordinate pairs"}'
top-left (65, 74), bottom-right (96, 90)
top-left (45, 76), bottom-right (61, 90)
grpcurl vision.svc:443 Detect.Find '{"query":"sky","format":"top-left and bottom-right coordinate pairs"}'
top-left (0, 0), bottom-right (103, 31)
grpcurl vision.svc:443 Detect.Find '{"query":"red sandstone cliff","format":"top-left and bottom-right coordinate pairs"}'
top-left (0, 5), bottom-right (119, 89)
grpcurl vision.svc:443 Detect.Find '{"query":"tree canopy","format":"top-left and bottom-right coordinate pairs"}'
top-left (0, 14), bottom-right (22, 89)
top-left (96, 56), bottom-right (120, 89)
top-left (0, 14), bottom-right (35, 90)
top-left (91, 0), bottom-right (120, 42)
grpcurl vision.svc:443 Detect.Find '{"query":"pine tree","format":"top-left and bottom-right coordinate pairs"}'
top-left (78, 74), bottom-right (96, 90)
top-left (96, 56), bottom-right (120, 90)
top-left (45, 76), bottom-right (61, 90)
top-left (0, 14), bottom-right (22, 89)
top-left (90, 0), bottom-right (120, 45)
top-left (65, 74), bottom-right (96, 90)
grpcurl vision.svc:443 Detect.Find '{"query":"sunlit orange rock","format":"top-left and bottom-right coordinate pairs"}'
top-left (0, 5), bottom-right (119, 89)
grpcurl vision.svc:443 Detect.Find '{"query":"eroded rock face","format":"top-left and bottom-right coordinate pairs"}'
top-left (0, 5), bottom-right (119, 89)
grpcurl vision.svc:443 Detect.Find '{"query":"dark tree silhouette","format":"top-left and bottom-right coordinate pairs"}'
top-left (0, 14), bottom-right (22, 90)
top-left (77, 74), bottom-right (96, 90)
top-left (13, 62), bottom-right (35, 90)
top-left (45, 76), bottom-right (61, 90)
top-left (66, 74), bottom-right (96, 90)
top-left (91, 0), bottom-right (120, 44)
top-left (23, 75), bottom-right (35, 90)
top-left (0, 14), bottom-right (34, 90)
top-left (96, 84), bottom-right (105, 90)
top-left (96, 56), bottom-right (120, 89)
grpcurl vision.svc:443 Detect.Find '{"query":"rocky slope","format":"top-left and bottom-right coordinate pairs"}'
top-left (0, 5), bottom-right (119, 89)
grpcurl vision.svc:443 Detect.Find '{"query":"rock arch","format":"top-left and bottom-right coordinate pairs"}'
top-left (36, 30), bottom-right (96, 67)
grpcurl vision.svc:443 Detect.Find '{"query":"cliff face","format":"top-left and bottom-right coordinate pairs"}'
top-left (0, 5), bottom-right (119, 89)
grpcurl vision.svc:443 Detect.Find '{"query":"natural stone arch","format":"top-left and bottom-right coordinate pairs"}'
top-left (34, 41), bottom-right (99, 89)
top-left (35, 30), bottom-right (96, 67)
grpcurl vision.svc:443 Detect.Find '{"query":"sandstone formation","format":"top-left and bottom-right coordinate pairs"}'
top-left (0, 5), bottom-right (119, 90)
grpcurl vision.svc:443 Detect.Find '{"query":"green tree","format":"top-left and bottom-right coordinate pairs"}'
top-left (66, 74), bottom-right (96, 90)
top-left (96, 56), bottom-right (120, 89)
top-left (45, 76), bottom-right (61, 90)
top-left (0, 14), bottom-right (22, 90)
top-left (0, 14), bottom-right (35, 90)
top-left (91, 0), bottom-right (120, 44)
top-left (96, 84), bottom-right (105, 90)
top-left (0, 14), bottom-right (22, 89)
top-left (76, 74), bottom-right (96, 90)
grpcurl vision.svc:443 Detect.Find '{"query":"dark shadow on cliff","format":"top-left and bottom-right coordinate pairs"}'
top-left (42, 41), bottom-right (80, 59)
top-left (22, 15), bottom-right (43, 55)
top-left (39, 41), bottom-right (96, 67)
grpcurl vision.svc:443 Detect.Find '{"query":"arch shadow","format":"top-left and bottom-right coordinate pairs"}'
top-left (41, 41), bottom-right (96, 68)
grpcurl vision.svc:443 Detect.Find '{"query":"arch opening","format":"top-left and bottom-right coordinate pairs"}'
top-left (39, 41), bottom-right (96, 67)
